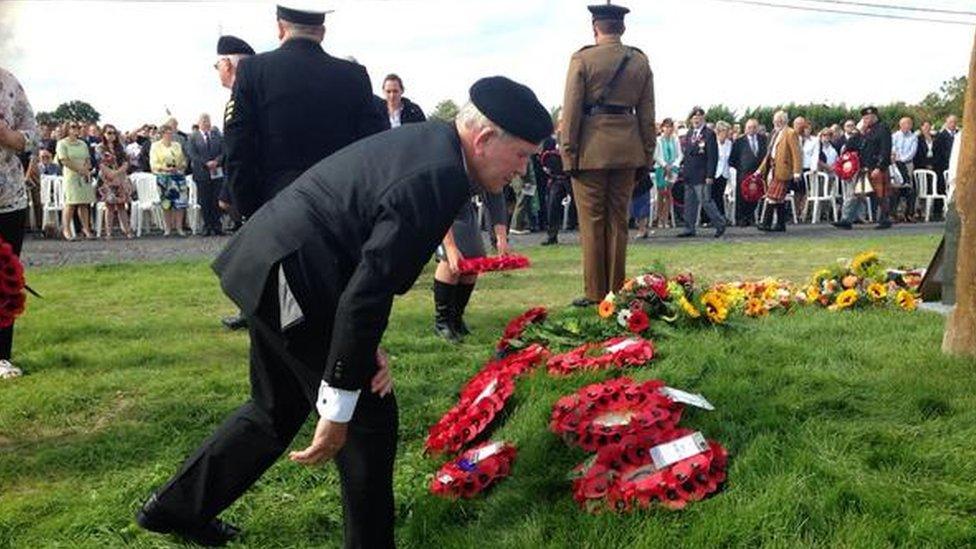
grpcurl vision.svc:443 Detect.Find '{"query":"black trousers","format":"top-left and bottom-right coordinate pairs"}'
top-left (154, 259), bottom-right (398, 548)
top-left (0, 208), bottom-right (26, 360)
top-left (197, 175), bottom-right (223, 232)
top-left (703, 176), bottom-right (727, 224)
top-left (546, 176), bottom-right (576, 238)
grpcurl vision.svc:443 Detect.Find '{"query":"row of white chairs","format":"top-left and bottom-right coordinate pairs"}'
top-left (39, 173), bottom-right (203, 237)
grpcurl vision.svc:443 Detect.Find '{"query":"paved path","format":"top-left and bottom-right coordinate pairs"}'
top-left (21, 222), bottom-right (945, 268)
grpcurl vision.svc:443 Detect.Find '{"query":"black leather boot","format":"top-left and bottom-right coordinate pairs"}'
top-left (454, 283), bottom-right (475, 336)
top-left (433, 280), bottom-right (462, 343)
top-left (771, 203), bottom-right (787, 232)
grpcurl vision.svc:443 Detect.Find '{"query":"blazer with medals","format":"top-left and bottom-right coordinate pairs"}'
top-left (213, 121), bottom-right (474, 391)
top-left (224, 38), bottom-right (387, 217)
top-left (559, 35), bottom-right (655, 172)
top-left (762, 126), bottom-right (803, 182)
top-left (681, 126), bottom-right (718, 186)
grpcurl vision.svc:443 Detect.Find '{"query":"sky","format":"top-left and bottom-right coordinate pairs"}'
top-left (1, 0), bottom-right (973, 131)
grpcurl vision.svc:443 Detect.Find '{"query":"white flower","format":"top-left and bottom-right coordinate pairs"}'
top-left (603, 291), bottom-right (616, 302)
top-left (617, 309), bottom-right (633, 328)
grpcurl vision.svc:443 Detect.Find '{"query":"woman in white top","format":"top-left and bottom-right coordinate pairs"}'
top-left (710, 121), bottom-right (733, 222)
top-left (801, 124), bottom-right (820, 172)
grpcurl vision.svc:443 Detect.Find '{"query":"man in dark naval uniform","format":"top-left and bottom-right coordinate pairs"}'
top-left (135, 77), bottom-right (552, 548)
top-left (833, 106), bottom-right (893, 230)
top-left (224, 4), bottom-right (386, 218)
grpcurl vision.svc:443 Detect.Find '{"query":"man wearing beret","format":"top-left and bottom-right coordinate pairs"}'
top-left (215, 35), bottom-right (254, 330)
top-left (833, 107), bottom-right (893, 230)
top-left (136, 76), bottom-right (551, 548)
top-left (223, 4), bottom-right (387, 219)
top-left (560, 2), bottom-right (655, 306)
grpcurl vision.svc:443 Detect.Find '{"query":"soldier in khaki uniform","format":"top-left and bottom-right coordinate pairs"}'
top-left (559, 2), bottom-right (655, 305)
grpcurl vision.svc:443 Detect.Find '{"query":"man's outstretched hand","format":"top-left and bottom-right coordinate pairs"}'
top-left (289, 416), bottom-right (348, 466)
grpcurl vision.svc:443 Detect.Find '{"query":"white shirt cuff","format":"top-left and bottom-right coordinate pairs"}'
top-left (316, 380), bottom-right (361, 423)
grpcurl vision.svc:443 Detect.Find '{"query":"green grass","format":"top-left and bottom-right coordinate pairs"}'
top-left (2, 233), bottom-right (975, 548)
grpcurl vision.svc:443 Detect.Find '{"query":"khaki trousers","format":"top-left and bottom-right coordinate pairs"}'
top-left (571, 169), bottom-right (636, 301)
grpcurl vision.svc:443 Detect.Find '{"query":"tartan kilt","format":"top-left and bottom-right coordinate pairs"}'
top-left (869, 169), bottom-right (891, 199)
top-left (765, 175), bottom-right (789, 202)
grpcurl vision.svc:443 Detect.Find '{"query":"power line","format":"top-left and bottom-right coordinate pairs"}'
top-left (804, 0), bottom-right (976, 17)
top-left (704, 0), bottom-right (976, 26)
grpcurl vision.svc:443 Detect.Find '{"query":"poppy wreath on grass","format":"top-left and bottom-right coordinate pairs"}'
top-left (833, 150), bottom-right (861, 180)
top-left (464, 343), bottom-right (550, 392)
top-left (496, 307), bottom-right (548, 354)
top-left (0, 239), bottom-right (26, 329)
top-left (549, 378), bottom-right (683, 452)
top-left (429, 441), bottom-right (517, 499)
top-left (425, 374), bottom-right (514, 455)
top-left (547, 336), bottom-right (655, 376)
top-left (571, 429), bottom-right (728, 513)
top-left (457, 254), bottom-right (531, 275)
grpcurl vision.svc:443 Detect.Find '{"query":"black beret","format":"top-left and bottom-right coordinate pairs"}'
top-left (589, 3), bottom-right (630, 21)
top-left (860, 106), bottom-right (878, 116)
top-left (277, 4), bottom-right (330, 25)
top-left (217, 35), bottom-right (254, 56)
top-left (470, 76), bottom-right (552, 144)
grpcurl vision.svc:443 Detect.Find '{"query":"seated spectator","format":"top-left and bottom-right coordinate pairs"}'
top-left (817, 128), bottom-right (838, 170)
top-left (150, 124), bottom-right (189, 236)
top-left (382, 74), bottom-right (426, 128)
top-left (56, 121), bottom-right (95, 240)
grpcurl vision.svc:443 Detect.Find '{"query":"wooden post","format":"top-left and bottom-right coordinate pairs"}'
top-left (943, 29), bottom-right (976, 357)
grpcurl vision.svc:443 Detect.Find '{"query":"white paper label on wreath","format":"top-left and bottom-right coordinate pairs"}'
top-left (471, 442), bottom-right (504, 462)
top-left (650, 432), bottom-right (708, 470)
top-left (473, 379), bottom-right (498, 404)
top-left (593, 410), bottom-right (636, 427)
top-left (660, 387), bottom-right (715, 411)
top-left (437, 473), bottom-right (455, 485)
top-left (605, 338), bottom-right (639, 354)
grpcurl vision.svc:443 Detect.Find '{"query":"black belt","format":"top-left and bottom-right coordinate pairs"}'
top-left (584, 104), bottom-right (635, 116)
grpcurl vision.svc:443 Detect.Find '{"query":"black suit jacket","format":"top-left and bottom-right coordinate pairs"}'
top-left (729, 133), bottom-right (767, 175)
top-left (186, 129), bottom-right (224, 183)
top-left (213, 121), bottom-right (473, 390)
top-left (914, 135), bottom-right (936, 169)
top-left (224, 38), bottom-right (387, 217)
top-left (860, 123), bottom-right (892, 170)
top-left (682, 126), bottom-right (718, 185)
top-left (932, 129), bottom-right (956, 170)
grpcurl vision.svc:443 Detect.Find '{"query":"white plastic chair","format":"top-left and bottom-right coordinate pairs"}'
top-left (945, 169), bottom-right (955, 203)
top-left (130, 172), bottom-right (166, 236)
top-left (804, 171), bottom-right (837, 223)
top-left (724, 167), bottom-right (738, 225)
top-left (913, 169), bottom-right (947, 222)
top-left (561, 195), bottom-right (573, 230)
top-left (40, 175), bottom-right (67, 234)
top-left (471, 195), bottom-right (484, 228)
top-left (186, 176), bottom-right (202, 235)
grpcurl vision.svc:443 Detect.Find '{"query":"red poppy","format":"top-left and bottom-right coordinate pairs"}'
top-left (457, 254), bottom-right (531, 275)
top-left (547, 337), bottom-right (654, 376)
top-left (627, 309), bottom-right (650, 334)
top-left (430, 441), bottom-right (517, 499)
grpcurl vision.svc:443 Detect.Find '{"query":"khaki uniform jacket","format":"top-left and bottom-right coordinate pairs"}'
top-left (559, 36), bottom-right (655, 172)
top-left (762, 126), bottom-right (803, 182)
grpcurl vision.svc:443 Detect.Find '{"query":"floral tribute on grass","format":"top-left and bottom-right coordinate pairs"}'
top-left (570, 430), bottom-right (728, 513)
top-left (802, 251), bottom-right (922, 312)
top-left (457, 253), bottom-right (531, 276)
top-left (549, 378), bottom-right (684, 452)
top-left (546, 337), bottom-right (655, 377)
top-left (424, 345), bottom-right (548, 455)
top-left (0, 238), bottom-right (27, 329)
top-left (430, 441), bottom-right (517, 499)
top-left (495, 307), bottom-right (548, 355)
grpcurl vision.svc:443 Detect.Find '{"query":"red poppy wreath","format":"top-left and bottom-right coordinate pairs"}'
top-left (547, 337), bottom-right (655, 376)
top-left (496, 307), bottom-right (548, 354)
top-left (430, 441), bottom-right (517, 499)
top-left (457, 254), bottom-right (531, 275)
top-left (549, 377), bottom-right (683, 452)
top-left (0, 239), bottom-right (26, 329)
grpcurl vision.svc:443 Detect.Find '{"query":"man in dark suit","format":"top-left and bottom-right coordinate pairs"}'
top-left (678, 106), bottom-right (725, 237)
top-left (933, 115), bottom-right (959, 194)
top-left (186, 114), bottom-right (225, 236)
top-left (136, 76), bottom-right (552, 548)
top-left (224, 5), bottom-right (386, 218)
top-left (729, 118), bottom-right (767, 226)
top-left (832, 119), bottom-right (856, 153)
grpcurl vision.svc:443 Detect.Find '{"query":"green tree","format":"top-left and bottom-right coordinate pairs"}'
top-left (430, 100), bottom-right (460, 121)
top-left (704, 104), bottom-right (737, 126)
top-left (35, 111), bottom-right (56, 127)
top-left (50, 100), bottom-right (100, 124)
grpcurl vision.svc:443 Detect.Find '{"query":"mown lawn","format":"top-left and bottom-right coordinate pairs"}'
top-left (2, 232), bottom-right (975, 548)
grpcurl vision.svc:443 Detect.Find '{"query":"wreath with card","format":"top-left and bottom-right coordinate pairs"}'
top-left (546, 337), bottom-right (655, 376)
top-left (430, 441), bottom-right (517, 499)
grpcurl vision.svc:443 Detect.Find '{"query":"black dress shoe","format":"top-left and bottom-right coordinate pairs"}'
top-left (221, 315), bottom-right (248, 330)
top-left (676, 231), bottom-right (695, 238)
top-left (832, 221), bottom-right (853, 230)
top-left (714, 224), bottom-right (726, 238)
top-left (136, 494), bottom-right (241, 547)
top-left (874, 221), bottom-right (892, 230)
top-left (212, 229), bottom-right (225, 236)
top-left (572, 297), bottom-right (597, 307)
top-left (540, 237), bottom-right (558, 246)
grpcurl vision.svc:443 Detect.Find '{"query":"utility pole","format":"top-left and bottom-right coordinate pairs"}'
top-left (943, 29), bottom-right (976, 357)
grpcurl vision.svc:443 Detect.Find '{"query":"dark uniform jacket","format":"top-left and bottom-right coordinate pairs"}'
top-left (224, 38), bottom-right (386, 217)
top-left (682, 126), bottom-right (718, 186)
top-left (213, 121), bottom-right (473, 391)
top-left (860, 123), bottom-right (892, 171)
